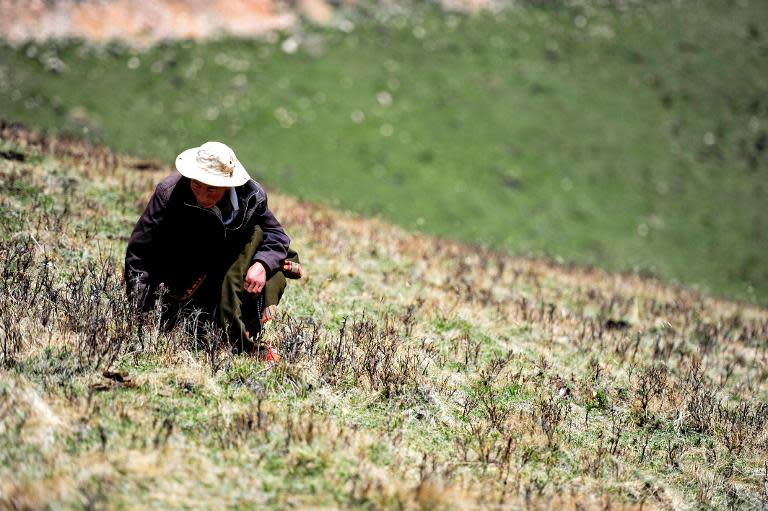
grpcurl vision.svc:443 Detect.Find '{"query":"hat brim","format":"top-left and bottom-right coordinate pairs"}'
top-left (175, 147), bottom-right (250, 187)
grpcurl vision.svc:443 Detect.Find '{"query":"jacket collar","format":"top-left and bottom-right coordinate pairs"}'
top-left (177, 176), bottom-right (265, 229)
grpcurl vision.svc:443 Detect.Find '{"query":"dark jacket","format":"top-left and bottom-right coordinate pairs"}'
top-left (124, 172), bottom-right (289, 309)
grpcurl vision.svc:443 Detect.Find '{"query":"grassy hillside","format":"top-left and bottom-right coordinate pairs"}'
top-left (2, 125), bottom-right (768, 509)
top-left (0, 0), bottom-right (766, 303)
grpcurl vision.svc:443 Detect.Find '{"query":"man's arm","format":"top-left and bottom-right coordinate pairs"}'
top-left (124, 184), bottom-right (169, 310)
top-left (243, 188), bottom-right (290, 295)
top-left (251, 189), bottom-right (290, 276)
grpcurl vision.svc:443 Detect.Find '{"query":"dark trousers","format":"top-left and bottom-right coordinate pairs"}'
top-left (162, 227), bottom-right (298, 352)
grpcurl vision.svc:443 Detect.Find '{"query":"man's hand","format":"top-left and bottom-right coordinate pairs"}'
top-left (244, 261), bottom-right (267, 294)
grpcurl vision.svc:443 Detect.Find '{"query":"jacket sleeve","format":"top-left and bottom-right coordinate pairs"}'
top-left (252, 189), bottom-right (290, 275)
top-left (124, 183), bottom-right (169, 309)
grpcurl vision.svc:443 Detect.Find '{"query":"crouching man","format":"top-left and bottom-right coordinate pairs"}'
top-left (124, 141), bottom-right (302, 362)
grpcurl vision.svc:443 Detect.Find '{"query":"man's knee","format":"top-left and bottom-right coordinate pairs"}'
top-left (264, 271), bottom-right (287, 308)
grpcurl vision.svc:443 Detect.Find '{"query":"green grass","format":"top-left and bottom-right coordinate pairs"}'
top-left (2, 125), bottom-right (768, 509)
top-left (0, 0), bottom-right (766, 304)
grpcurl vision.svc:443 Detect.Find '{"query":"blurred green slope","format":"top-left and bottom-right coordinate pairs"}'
top-left (0, 0), bottom-right (766, 302)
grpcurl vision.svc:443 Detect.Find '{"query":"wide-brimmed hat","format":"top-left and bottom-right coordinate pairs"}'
top-left (175, 141), bottom-right (250, 187)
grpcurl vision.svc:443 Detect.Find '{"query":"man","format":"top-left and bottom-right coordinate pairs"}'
top-left (124, 141), bottom-right (301, 361)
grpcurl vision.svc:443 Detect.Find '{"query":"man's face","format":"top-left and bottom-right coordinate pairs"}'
top-left (190, 180), bottom-right (229, 209)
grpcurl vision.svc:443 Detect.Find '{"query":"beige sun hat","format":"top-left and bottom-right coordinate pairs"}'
top-left (175, 141), bottom-right (250, 187)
